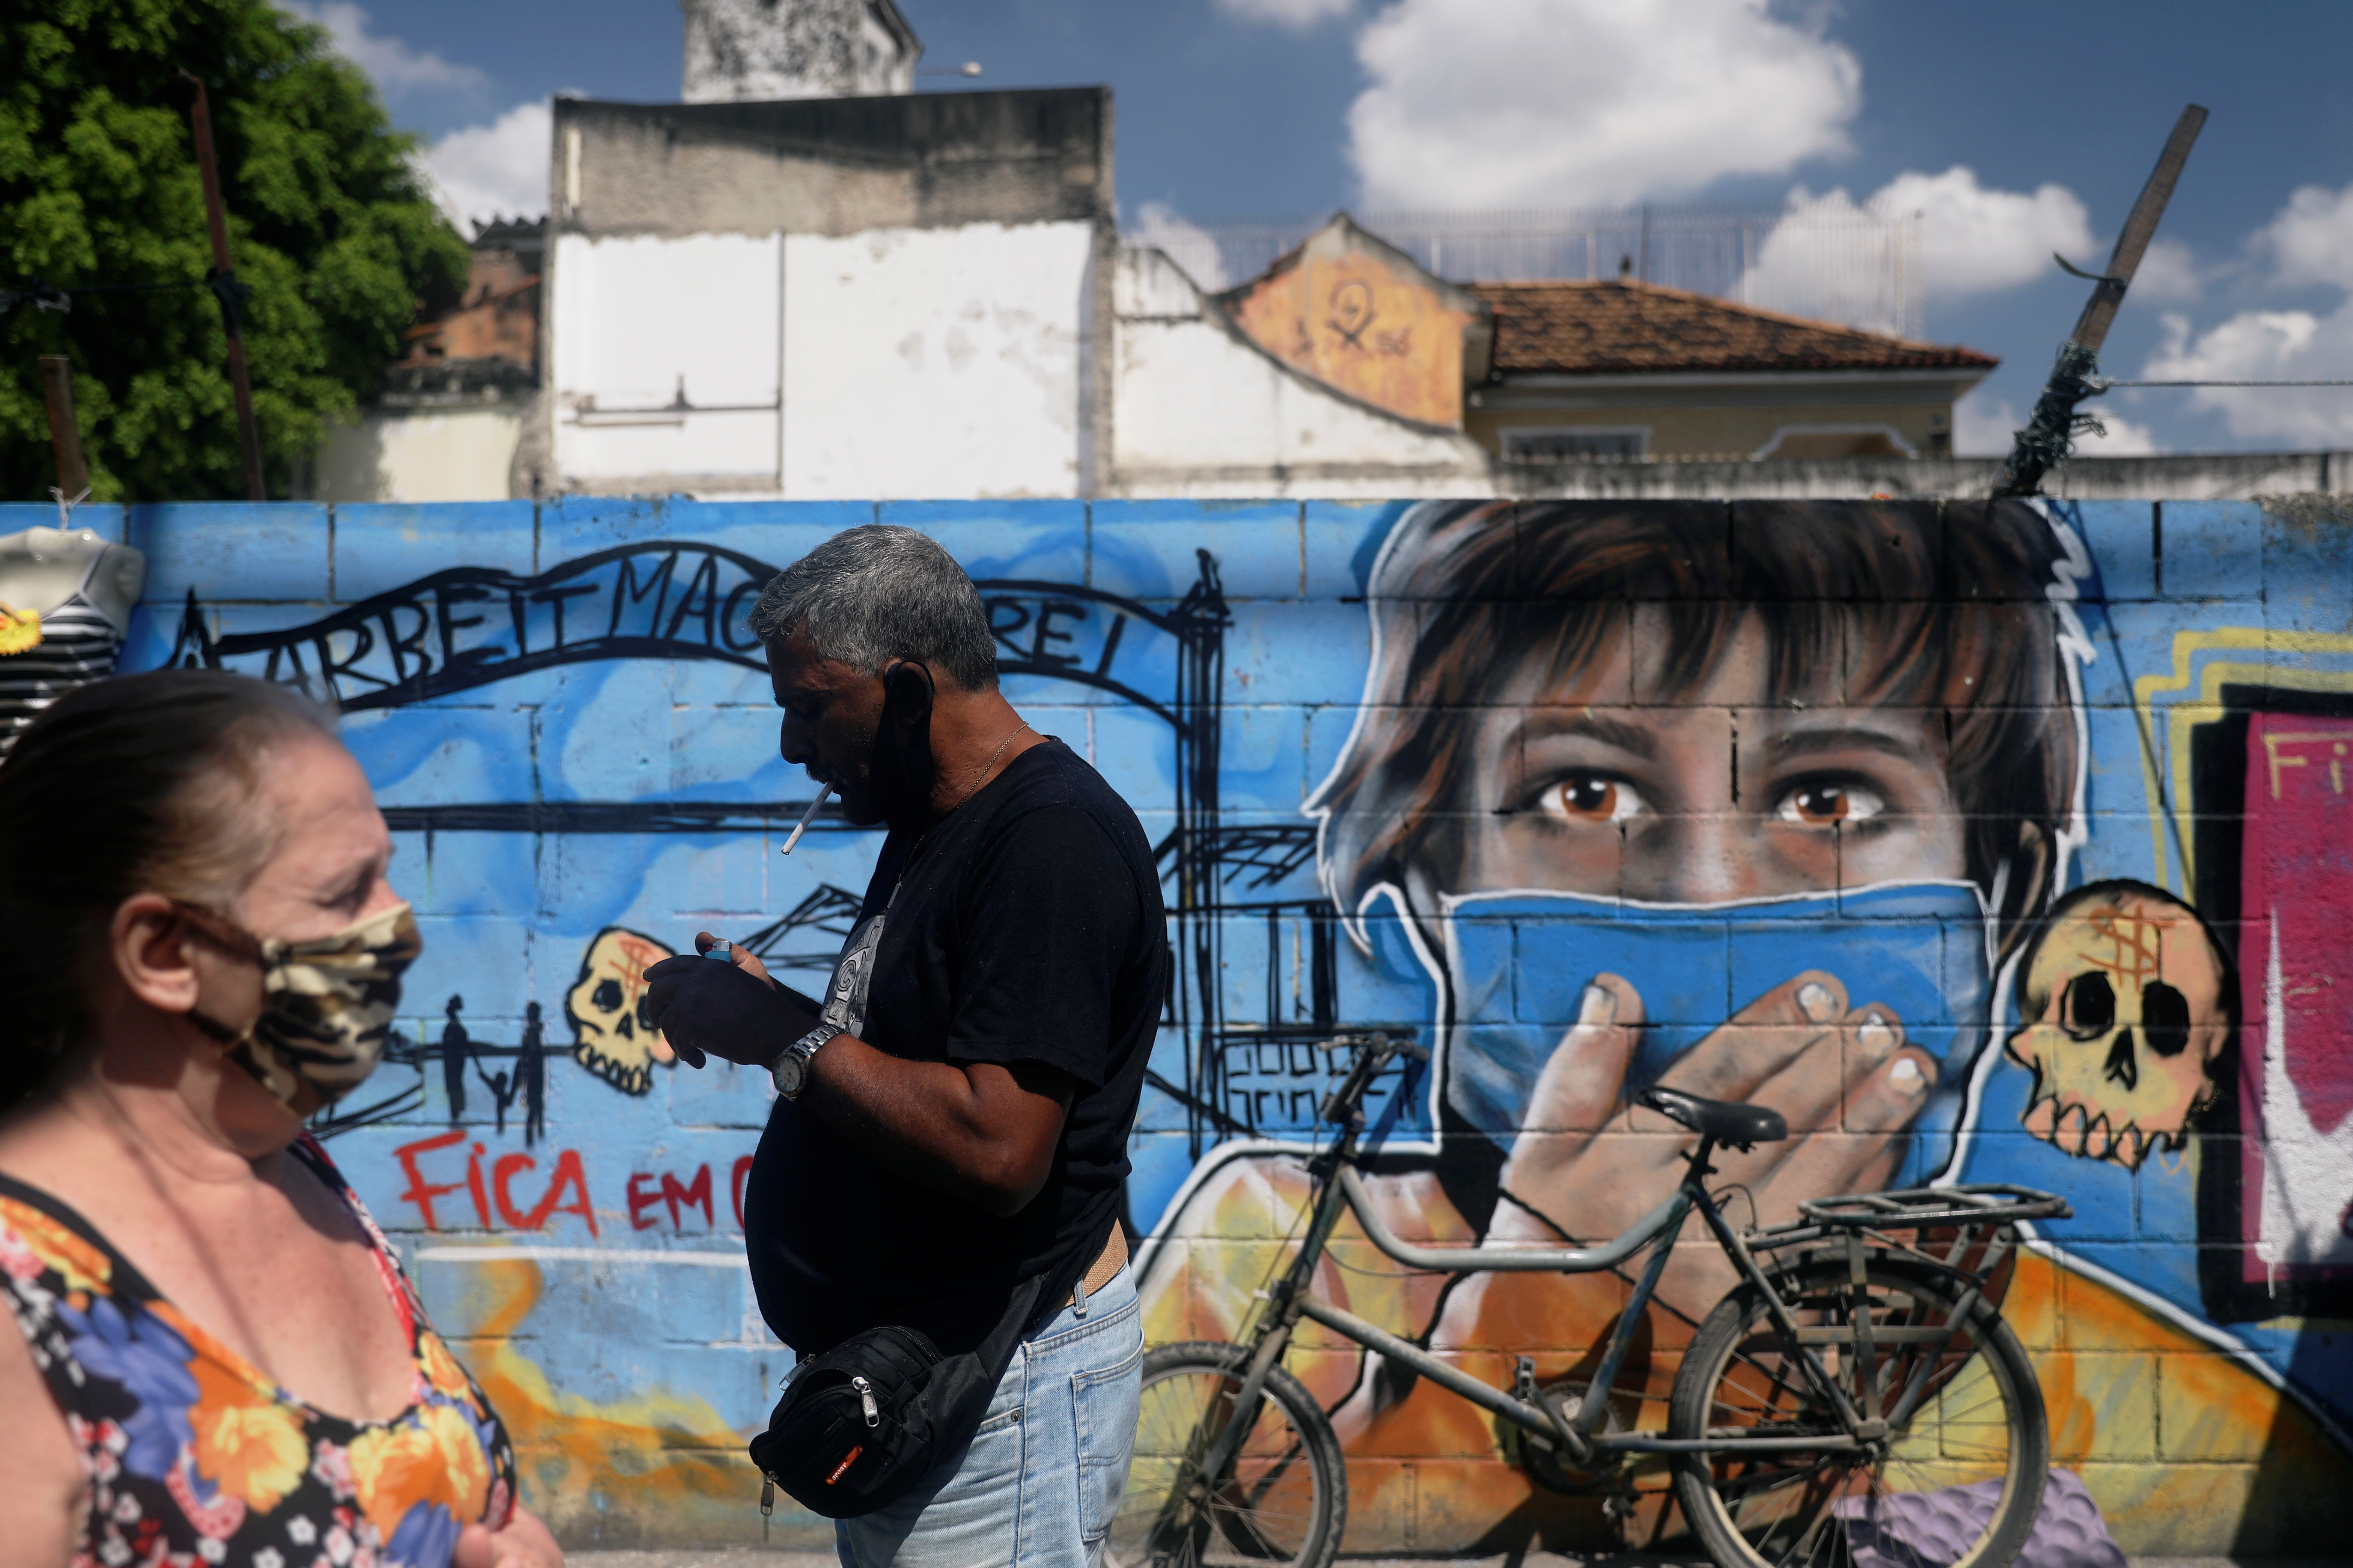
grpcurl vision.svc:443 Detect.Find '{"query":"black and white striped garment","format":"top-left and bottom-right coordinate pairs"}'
top-left (0, 592), bottom-right (122, 757)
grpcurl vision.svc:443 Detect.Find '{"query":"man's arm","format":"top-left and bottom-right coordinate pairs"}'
top-left (654, 801), bottom-right (1134, 1218)
top-left (804, 1043), bottom-right (1073, 1217)
top-left (650, 930), bottom-right (1079, 1216)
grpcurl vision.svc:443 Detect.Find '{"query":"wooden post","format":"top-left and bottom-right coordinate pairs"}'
top-left (1995, 105), bottom-right (2208, 498)
top-left (38, 356), bottom-right (90, 499)
top-left (179, 69), bottom-right (266, 501)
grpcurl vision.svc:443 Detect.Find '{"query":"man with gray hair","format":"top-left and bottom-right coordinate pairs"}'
top-left (646, 525), bottom-right (1160, 1566)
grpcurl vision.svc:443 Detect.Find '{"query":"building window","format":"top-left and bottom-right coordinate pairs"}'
top-left (1752, 424), bottom-right (1918, 460)
top-left (1501, 426), bottom-right (1650, 463)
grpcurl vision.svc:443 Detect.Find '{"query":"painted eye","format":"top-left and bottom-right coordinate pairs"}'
top-left (2062, 972), bottom-right (2117, 1039)
top-left (1777, 782), bottom-right (1886, 826)
top-left (1549, 775), bottom-right (1643, 824)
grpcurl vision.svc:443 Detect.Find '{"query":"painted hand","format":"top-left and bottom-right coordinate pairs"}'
top-left (453, 1503), bottom-right (563, 1568)
top-left (1491, 969), bottom-right (1939, 1321)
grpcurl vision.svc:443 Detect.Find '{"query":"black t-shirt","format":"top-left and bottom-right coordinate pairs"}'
top-left (745, 739), bottom-right (1165, 1354)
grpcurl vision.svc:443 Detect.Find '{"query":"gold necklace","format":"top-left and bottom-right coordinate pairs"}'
top-left (951, 721), bottom-right (1032, 811)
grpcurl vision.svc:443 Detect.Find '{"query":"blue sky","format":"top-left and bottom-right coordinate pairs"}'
top-left (321, 0), bottom-right (2353, 456)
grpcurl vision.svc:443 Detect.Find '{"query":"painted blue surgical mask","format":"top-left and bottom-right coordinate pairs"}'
top-left (1437, 882), bottom-right (1994, 1186)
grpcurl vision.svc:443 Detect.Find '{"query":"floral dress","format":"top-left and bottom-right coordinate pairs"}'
top-left (0, 1137), bottom-right (515, 1568)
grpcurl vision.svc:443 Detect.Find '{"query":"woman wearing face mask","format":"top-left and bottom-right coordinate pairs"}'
top-left (0, 671), bottom-right (560, 1568)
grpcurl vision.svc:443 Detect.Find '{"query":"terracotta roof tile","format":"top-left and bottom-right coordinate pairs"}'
top-left (1467, 279), bottom-right (1997, 376)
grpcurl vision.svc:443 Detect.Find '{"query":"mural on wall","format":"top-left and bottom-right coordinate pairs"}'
top-left (565, 927), bottom-right (679, 1094)
top-left (61, 492), bottom-right (2345, 1553)
top-left (1220, 214), bottom-right (1490, 429)
top-left (2004, 880), bottom-right (2232, 1171)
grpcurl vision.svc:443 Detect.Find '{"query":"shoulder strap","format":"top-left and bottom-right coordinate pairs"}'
top-left (285, 1136), bottom-right (413, 1285)
top-left (0, 1170), bottom-right (161, 1302)
top-left (285, 1133), bottom-right (348, 1194)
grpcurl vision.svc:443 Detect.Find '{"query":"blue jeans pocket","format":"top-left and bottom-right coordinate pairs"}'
top-left (1069, 1329), bottom-right (1143, 1545)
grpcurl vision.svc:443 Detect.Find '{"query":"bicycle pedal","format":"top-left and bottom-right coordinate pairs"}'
top-left (1512, 1355), bottom-right (1540, 1401)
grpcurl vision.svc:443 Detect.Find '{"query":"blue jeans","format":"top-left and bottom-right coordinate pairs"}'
top-left (836, 1264), bottom-right (1143, 1568)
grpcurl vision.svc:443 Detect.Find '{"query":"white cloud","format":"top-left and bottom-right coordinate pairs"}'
top-left (2116, 178), bottom-right (2353, 448)
top-left (1345, 0), bottom-right (1861, 209)
top-left (2073, 409), bottom-right (2162, 456)
top-left (2261, 182), bottom-right (2353, 291)
top-left (1218, 0), bottom-right (1354, 27)
top-left (2138, 305), bottom-right (2353, 447)
top-left (1731, 166), bottom-right (2092, 335)
top-left (423, 100), bottom-right (551, 230)
top-left (281, 1), bottom-right (485, 97)
top-left (2132, 236), bottom-right (2203, 303)
top-left (1877, 167), bottom-right (2095, 298)
top-left (1749, 166), bottom-right (2093, 313)
top-left (1128, 202), bottom-right (1231, 290)
top-left (1953, 391), bottom-right (2019, 458)
top-left (1951, 390), bottom-right (2161, 460)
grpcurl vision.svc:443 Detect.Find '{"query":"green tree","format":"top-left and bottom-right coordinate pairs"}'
top-left (1, 0), bottom-right (471, 501)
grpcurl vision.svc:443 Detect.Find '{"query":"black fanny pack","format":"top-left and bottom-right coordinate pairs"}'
top-left (752, 1272), bottom-right (1046, 1520)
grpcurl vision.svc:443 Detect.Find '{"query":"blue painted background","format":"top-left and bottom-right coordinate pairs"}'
top-left (8, 493), bottom-right (2349, 1550)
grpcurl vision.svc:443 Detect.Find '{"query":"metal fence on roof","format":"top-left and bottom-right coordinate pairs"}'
top-left (1124, 203), bottom-right (1926, 342)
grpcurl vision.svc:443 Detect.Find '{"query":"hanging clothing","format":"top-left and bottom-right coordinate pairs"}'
top-left (0, 589), bottom-right (122, 757)
top-left (0, 1137), bottom-right (517, 1568)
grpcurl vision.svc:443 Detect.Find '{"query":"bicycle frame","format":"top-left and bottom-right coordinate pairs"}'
top-left (1198, 1041), bottom-right (1991, 1482)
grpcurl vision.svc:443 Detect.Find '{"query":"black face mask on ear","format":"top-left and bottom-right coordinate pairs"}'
top-left (868, 661), bottom-right (938, 833)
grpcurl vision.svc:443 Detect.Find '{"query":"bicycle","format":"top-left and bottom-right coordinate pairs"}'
top-left (1110, 1031), bottom-right (2070, 1568)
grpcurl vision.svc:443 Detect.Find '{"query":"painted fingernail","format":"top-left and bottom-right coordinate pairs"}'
top-left (1889, 1056), bottom-right (1928, 1095)
top-left (1797, 982), bottom-right (1837, 1022)
top-left (1579, 983), bottom-right (1618, 1027)
top-left (1857, 1014), bottom-right (1896, 1060)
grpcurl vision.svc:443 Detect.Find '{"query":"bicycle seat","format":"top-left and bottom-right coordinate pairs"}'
top-left (1637, 1086), bottom-right (1788, 1147)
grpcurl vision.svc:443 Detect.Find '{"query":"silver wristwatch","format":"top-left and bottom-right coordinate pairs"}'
top-left (770, 1024), bottom-right (840, 1100)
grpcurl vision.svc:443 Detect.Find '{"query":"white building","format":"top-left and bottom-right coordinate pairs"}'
top-left (315, 2), bottom-right (2343, 506)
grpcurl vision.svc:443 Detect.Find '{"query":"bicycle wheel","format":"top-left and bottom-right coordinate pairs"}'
top-left (1669, 1260), bottom-right (2047, 1568)
top-left (1105, 1340), bottom-right (1347, 1568)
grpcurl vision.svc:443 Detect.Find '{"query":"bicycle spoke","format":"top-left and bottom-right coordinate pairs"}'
top-left (1674, 1261), bottom-right (2038, 1568)
top-left (1113, 1348), bottom-right (1341, 1568)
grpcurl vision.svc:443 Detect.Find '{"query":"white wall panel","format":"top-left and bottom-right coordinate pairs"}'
top-left (782, 221), bottom-right (1092, 499)
top-left (554, 232), bottom-right (782, 482)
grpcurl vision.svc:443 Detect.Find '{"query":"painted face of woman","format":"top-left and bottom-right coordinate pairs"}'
top-left (1415, 610), bottom-right (1990, 1184)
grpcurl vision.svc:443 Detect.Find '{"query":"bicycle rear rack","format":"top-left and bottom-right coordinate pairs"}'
top-left (1796, 1184), bottom-right (2072, 1229)
top-left (1744, 1183), bottom-right (2070, 1292)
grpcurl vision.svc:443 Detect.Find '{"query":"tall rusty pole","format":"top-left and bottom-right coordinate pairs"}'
top-left (179, 69), bottom-right (267, 501)
top-left (38, 356), bottom-right (90, 500)
top-left (1995, 105), bottom-right (2207, 498)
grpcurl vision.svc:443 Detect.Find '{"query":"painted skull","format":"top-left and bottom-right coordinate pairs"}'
top-left (566, 926), bottom-right (677, 1095)
top-left (2005, 880), bottom-right (2231, 1169)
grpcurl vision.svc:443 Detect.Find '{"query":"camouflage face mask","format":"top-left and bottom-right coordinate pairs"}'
top-left (179, 901), bottom-right (423, 1118)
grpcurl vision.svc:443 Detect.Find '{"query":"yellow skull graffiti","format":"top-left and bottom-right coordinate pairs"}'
top-left (565, 926), bottom-right (678, 1095)
top-left (2005, 880), bottom-right (2232, 1169)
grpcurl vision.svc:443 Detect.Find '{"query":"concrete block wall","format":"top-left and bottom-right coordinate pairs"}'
top-left (4, 494), bottom-right (2348, 1553)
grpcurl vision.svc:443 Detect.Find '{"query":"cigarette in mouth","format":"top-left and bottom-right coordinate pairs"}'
top-left (779, 784), bottom-right (832, 856)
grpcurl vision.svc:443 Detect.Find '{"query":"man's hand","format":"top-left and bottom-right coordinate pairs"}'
top-left (1491, 969), bottom-right (1939, 1319)
top-left (648, 931), bottom-right (1071, 1214)
top-left (453, 1505), bottom-right (562, 1568)
top-left (643, 933), bottom-right (821, 1070)
top-left (696, 929), bottom-right (777, 986)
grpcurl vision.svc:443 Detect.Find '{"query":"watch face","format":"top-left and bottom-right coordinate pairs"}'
top-left (773, 1053), bottom-right (806, 1097)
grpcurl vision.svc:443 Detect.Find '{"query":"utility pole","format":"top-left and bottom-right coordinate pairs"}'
top-left (179, 68), bottom-right (267, 501)
top-left (1995, 105), bottom-right (2207, 498)
top-left (38, 356), bottom-right (90, 500)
